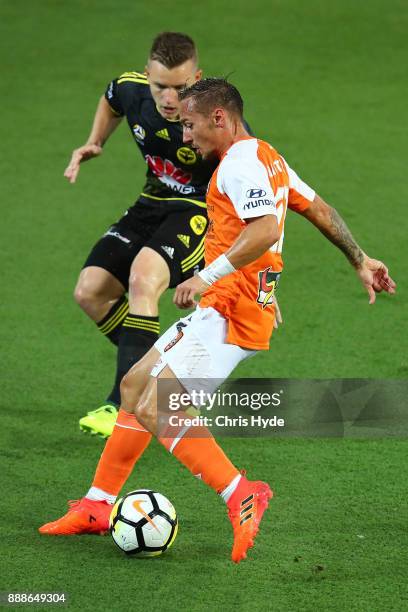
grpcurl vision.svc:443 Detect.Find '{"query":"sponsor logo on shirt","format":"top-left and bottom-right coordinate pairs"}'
top-left (243, 198), bottom-right (274, 210)
top-left (246, 188), bottom-right (266, 198)
top-left (145, 155), bottom-right (195, 194)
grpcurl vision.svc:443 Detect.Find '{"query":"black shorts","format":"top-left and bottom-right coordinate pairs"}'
top-left (83, 200), bottom-right (208, 289)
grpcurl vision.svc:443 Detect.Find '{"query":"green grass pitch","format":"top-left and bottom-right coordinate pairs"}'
top-left (1, 0), bottom-right (408, 610)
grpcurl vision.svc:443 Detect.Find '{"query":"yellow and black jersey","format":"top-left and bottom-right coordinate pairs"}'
top-left (105, 71), bottom-right (216, 209)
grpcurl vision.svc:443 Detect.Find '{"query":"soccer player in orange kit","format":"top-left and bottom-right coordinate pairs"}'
top-left (40, 78), bottom-right (396, 563)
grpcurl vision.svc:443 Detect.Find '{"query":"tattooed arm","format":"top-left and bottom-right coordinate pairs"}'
top-left (300, 194), bottom-right (396, 303)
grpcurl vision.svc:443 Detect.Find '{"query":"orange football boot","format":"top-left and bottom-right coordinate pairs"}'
top-left (227, 475), bottom-right (273, 563)
top-left (38, 498), bottom-right (111, 535)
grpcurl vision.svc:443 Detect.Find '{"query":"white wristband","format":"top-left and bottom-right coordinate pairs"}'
top-left (198, 254), bottom-right (236, 285)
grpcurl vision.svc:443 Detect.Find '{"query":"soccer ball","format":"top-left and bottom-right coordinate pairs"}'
top-left (109, 489), bottom-right (178, 557)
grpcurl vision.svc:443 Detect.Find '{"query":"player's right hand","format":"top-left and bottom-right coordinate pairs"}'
top-left (64, 144), bottom-right (103, 183)
top-left (356, 255), bottom-right (397, 304)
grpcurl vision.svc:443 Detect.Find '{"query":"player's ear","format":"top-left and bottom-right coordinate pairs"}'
top-left (213, 108), bottom-right (225, 128)
top-left (145, 64), bottom-right (150, 77)
top-left (194, 69), bottom-right (202, 82)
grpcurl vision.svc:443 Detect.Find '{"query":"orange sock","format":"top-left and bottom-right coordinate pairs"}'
top-left (92, 409), bottom-right (152, 495)
top-left (159, 414), bottom-right (239, 493)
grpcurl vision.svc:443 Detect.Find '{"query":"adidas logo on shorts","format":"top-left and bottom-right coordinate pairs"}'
top-left (161, 245), bottom-right (175, 259)
top-left (177, 234), bottom-right (190, 248)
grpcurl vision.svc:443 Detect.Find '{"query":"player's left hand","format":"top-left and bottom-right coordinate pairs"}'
top-left (174, 275), bottom-right (210, 309)
top-left (356, 255), bottom-right (397, 304)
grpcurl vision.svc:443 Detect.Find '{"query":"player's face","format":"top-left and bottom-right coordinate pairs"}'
top-left (180, 98), bottom-right (218, 160)
top-left (146, 59), bottom-right (202, 120)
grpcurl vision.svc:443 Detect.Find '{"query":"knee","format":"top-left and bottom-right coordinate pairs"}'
top-left (120, 368), bottom-right (154, 428)
top-left (128, 269), bottom-right (162, 302)
top-left (133, 397), bottom-right (152, 428)
top-left (73, 279), bottom-right (97, 312)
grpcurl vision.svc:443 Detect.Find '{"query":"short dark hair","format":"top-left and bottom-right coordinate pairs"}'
top-left (179, 78), bottom-right (244, 118)
top-left (149, 32), bottom-right (198, 69)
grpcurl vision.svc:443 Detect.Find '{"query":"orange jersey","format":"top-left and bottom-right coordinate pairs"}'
top-left (199, 137), bottom-right (315, 350)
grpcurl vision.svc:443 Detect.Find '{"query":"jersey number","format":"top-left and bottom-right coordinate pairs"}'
top-left (270, 186), bottom-right (288, 254)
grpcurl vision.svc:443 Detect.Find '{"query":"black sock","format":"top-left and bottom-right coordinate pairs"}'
top-left (97, 296), bottom-right (129, 346)
top-left (106, 314), bottom-right (160, 405)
